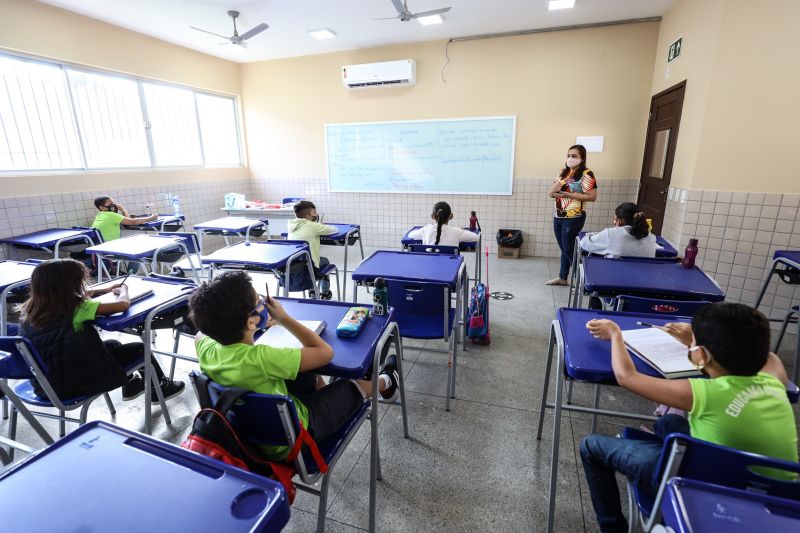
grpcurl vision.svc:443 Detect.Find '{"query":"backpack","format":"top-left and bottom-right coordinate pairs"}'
top-left (467, 281), bottom-right (490, 345)
top-left (181, 372), bottom-right (328, 504)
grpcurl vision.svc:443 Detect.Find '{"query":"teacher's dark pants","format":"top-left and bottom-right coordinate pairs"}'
top-left (553, 214), bottom-right (586, 280)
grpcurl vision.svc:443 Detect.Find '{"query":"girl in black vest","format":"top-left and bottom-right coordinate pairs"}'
top-left (19, 259), bottom-right (184, 401)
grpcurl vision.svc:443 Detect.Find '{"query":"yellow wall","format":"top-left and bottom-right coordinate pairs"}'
top-left (241, 21), bottom-right (659, 180)
top-left (652, 0), bottom-right (800, 193)
top-left (0, 0), bottom-right (247, 197)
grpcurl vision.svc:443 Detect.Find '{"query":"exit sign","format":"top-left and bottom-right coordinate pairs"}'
top-left (668, 37), bottom-right (683, 63)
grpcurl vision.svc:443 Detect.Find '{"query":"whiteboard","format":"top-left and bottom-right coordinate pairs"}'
top-left (325, 116), bottom-right (515, 195)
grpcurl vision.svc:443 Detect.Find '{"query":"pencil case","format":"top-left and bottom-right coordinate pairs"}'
top-left (336, 307), bottom-right (370, 338)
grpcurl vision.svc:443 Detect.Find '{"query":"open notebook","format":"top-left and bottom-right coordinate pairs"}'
top-left (621, 327), bottom-right (702, 379)
top-left (91, 278), bottom-right (154, 305)
top-left (255, 320), bottom-right (326, 349)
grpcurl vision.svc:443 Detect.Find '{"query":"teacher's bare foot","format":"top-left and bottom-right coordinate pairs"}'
top-left (545, 277), bottom-right (568, 286)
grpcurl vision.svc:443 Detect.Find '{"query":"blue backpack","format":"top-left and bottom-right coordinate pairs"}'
top-left (467, 281), bottom-right (490, 345)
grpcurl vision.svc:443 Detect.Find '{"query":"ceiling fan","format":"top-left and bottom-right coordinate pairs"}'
top-left (376, 0), bottom-right (452, 22)
top-left (191, 10), bottom-right (268, 47)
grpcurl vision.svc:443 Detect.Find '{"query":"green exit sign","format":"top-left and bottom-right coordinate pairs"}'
top-left (668, 37), bottom-right (683, 63)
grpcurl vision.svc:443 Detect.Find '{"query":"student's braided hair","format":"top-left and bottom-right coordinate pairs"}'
top-left (432, 201), bottom-right (452, 245)
top-left (615, 202), bottom-right (650, 240)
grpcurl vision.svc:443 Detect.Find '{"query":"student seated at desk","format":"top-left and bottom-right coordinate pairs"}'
top-left (18, 259), bottom-right (184, 402)
top-left (580, 303), bottom-right (797, 533)
top-left (189, 271), bottom-right (400, 459)
top-left (407, 201), bottom-right (479, 247)
top-left (579, 202), bottom-right (658, 258)
top-left (91, 196), bottom-right (157, 242)
top-left (286, 200), bottom-right (337, 299)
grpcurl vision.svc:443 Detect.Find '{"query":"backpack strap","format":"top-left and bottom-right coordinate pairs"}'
top-left (285, 424), bottom-right (329, 474)
top-left (189, 372), bottom-right (213, 409)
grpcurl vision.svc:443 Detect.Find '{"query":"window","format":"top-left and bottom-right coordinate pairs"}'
top-left (0, 52), bottom-right (242, 172)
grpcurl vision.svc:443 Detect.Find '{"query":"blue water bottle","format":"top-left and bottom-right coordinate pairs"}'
top-left (372, 277), bottom-right (388, 316)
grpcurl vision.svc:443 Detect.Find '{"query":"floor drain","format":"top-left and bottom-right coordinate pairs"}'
top-left (490, 292), bottom-right (514, 300)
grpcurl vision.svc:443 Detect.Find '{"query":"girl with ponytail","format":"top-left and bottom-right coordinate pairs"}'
top-left (579, 202), bottom-right (659, 258)
top-left (407, 201), bottom-right (480, 247)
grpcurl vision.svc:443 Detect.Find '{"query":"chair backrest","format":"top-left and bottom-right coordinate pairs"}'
top-left (613, 295), bottom-right (712, 317)
top-left (5, 336), bottom-right (74, 410)
top-left (0, 336), bottom-right (34, 380)
top-left (282, 197), bottom-right (304, 205)
top-left (158, 231), bottom-right (201, 254)
top-left (72, 226), bottom-right (104, 244)
top-left (407, 244), bottom-right (460, 255)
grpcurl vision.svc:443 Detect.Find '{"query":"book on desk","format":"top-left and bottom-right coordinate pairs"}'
top-left (256, 320), bottom-right (326, 349)
top-left (622, 327), bottom-right (702, 379)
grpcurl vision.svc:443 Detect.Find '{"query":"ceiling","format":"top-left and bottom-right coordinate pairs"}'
top-left (39, 0), bottom-right (675, 63)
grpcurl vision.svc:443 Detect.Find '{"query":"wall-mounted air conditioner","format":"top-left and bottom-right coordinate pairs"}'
top-left (342, 59), bottom-right (416, 89)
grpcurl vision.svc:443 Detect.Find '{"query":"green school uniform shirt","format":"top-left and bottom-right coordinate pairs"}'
top-left (689, 372), bottom-right (798, 464)
top-left (91, 211), bottom-right (125, 241)
top-left (73, 299), bottom-right (100, 332)
top-left (287, 218), bottom-right (337, 268)
top-left (196, 335), bottom-right (307, 459)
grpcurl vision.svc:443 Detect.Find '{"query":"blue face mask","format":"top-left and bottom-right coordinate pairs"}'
top-left (251, 296), bottom-right (269, 330)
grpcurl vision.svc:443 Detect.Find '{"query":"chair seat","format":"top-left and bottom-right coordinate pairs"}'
top-left (302, 401), bottom-right (370, 476)
top-left (318, 263), bottom-right (338, 276)
top-left (14, 380), bottom-right (95, 407)
top-left (395, 309), bottom-right (455, 339)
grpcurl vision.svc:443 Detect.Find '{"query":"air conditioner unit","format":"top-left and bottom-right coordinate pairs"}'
top-left (342, 59), bottom-right (416, 89)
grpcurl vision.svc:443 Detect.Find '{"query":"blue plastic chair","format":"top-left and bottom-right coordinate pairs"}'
top-left (407, 244), bottom-right (460, 255)
top-left (190, 371), bottom-right (371, 533)
top-left (774, 305), bottom-right (800, 384)
top-left (621, 422), bottom-right (800, 532)
top-left (612, 295), bottom-right (712, 317)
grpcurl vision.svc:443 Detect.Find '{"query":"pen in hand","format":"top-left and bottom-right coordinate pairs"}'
top-left (636, 321), bottom-right (663, 329)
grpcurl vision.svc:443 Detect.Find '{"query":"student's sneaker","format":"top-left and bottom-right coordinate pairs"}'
top-left (320, 290), bottom-right (333, 300)
top-left (151, 378), bottom-right (185, 402)
top-left (379, 355), bottom-right (400, 403)
top-left (121, 375), bottom-right (145, 401)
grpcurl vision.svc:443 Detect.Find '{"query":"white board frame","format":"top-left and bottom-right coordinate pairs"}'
top-left (325, 115), bottom-right (516, 195)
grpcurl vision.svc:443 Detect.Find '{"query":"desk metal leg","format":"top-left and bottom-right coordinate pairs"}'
top-left (0, 379), bottom-right (54, 447)
top-left (536, 323), bottom-right (557, 439)
top-left (342, 236), bottom-right (349, 299)
top-left (546, 328), bottom-right (565, 533)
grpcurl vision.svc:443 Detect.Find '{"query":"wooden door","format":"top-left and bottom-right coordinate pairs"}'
top-left (637, 81), bottom-right (686, 234)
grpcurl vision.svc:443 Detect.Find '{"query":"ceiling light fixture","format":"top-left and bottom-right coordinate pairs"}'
top-left (309, 28), bottom-right (336, 40)
top-left (548, 0), bottom-right (576, 10)
top-left (417, 14), bottom-right (444, 25)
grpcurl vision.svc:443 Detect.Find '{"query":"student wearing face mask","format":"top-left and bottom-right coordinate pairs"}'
top-left (91, 196), bottom-right (158, 242)
top-left (546, 144), bottom-right (598, 286)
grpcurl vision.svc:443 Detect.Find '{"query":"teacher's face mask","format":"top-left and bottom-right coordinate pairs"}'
top-left (565, 156), bottom-right (582, 169)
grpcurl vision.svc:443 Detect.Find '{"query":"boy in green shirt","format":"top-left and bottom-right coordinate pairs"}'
top-left (189, 271), bottom-right (399, 459)
top-left (581, 303), bottom-right (797, 532)
top-left (91, 196), bottom-right (158, 242)
top-left (286, 200), bottom-right (337, 299)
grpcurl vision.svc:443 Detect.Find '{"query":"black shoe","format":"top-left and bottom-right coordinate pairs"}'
top-left (379, 355), bottom-right (400, 403)
top-left (151, 378), bottom-right (185, 402)
top-left (320, 290), bottom-right (333, 300)
top-left (121, 375), bottom-right (145, 401)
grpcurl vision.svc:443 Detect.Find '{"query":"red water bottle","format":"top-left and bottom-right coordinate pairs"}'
top-left (469, 211), bottom-right (478, 232)
top-left (682, 238), bottom-right (699, 269)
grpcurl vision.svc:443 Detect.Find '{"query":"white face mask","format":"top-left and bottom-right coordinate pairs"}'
top-left (566, 156), bottom-right (582, 169)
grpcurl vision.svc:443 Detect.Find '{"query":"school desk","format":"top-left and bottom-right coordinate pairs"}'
top-left (0, 421), bottom-right (290, 533)
top-left (86, 234), bottom-right (199, 283)
top-left (92, 276), bottom-right (195, 435)
top-left (123, 214), bottom-right (185, 232)
top-left (0, 227), bottom-right (99, 260)
top-left (222, 205), bottom-right (295, 235)
top-left (193, 217), bottom-right (270, 251)
top-left (753, 249), bottom-right (800, 309)
top-left (401, 226), bottom-right (482, 283)
top-left (201, 241), bottom-right (316, 297)
top-left (575, 231), bottom-right (678, 257)
top-left (0, 260), bottom-right (37, 336)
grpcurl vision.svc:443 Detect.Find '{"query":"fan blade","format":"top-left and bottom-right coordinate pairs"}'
top-left (372, 15), bottom-right (401, 20)
top-left (412, 7), bottom-right (451, 18)
top-left (191, 26), bottom-right (231, 39)
top-left (390, 0), bottom-right (407, 15)
top-left (239, 22), bottom-right (269, 41)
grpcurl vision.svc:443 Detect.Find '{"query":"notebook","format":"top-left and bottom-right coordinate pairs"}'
top-left (621, 327), bottom-right (702, 379)
top-left (255, 320), bottom-right (326, 349)
top-left (91, 278), bottom-right (154, 305)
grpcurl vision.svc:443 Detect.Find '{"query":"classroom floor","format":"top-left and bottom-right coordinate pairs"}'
top-left (2, 246), bottom-right (799, 532)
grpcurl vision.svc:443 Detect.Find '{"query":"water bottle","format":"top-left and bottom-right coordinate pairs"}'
top-left (682, 238), bottom-right (699, 269)
top-left (171, 195), bottom-right (182, 217)
top-left (372, 277), bottom-right (388, 316)
top-left (469, 211), bottom-right (478, 232)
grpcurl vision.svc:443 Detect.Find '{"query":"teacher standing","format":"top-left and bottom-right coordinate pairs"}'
top-left (545, 144), bottom-right (598, 286)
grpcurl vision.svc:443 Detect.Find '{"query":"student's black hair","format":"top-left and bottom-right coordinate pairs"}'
top-left (559, 144), bottom-right (588, 180)
top-left (20, 259), bottom-right (87, 328)
top-left (294, 200), bottom-right (316, 218)
top-left (691, 303), bottom-right (770, 376)
top-left (615, 202), bottom-right (650, 240)
top-left (189, 271), bottom-right (257, 346)
top-left (432, 201), bottom-right (452, 245)
top-left (94, 196), bottom-right (112, 210)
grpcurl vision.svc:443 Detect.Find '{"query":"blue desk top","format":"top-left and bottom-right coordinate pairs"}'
top-left (194, 217), bottom-right (268, 232)
top-left (0, 228), bottom-right (94, 248)
top-left (134, 214), bottom-right (184, 229)
top-left (0, 260), bottom-right (37, 291)
top-left (92, 276), bottom-right (195, 331)
top-left (86, 234), bottom-right (182, 259)
top-left (582, 256), bottom-right (725, 302)
top-left (281, 223), bottom-right (360, 243)
top-left (557, 308), bottom-right (691, 382)
top-left (274, 298), bottom-right (396, 379)
top-left (202, 241), bottom-right (309, 269)
top-left (352, 250), bottom-right (464, 288)
top-left (401, 226), bottom-right (481, 251)
top-left (662, 478), bottom-right (800, 533)
top-left (0, 421), bottom-right (290, 533)
top-left (774, 249), bottom-right (800, 267)
top-left (578, 231), bottom-right (678, 258)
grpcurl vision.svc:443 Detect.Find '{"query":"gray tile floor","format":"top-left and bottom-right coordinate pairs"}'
top-left (2, 245), bottom-right (798, 532)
